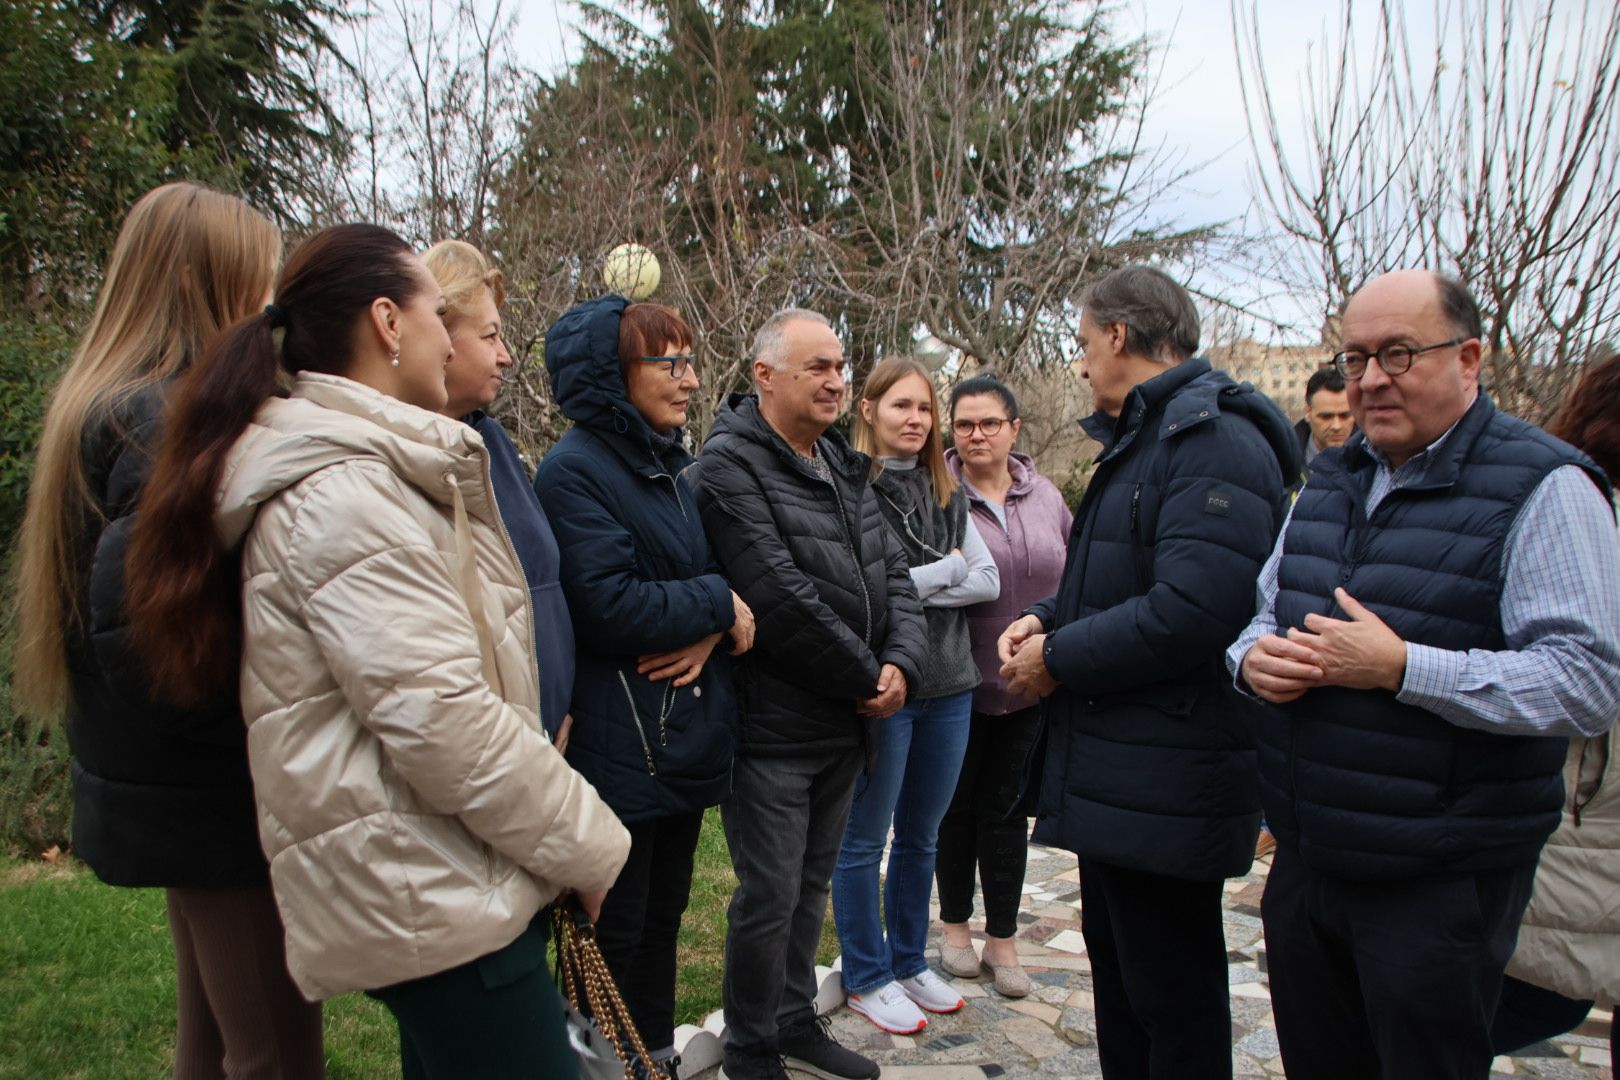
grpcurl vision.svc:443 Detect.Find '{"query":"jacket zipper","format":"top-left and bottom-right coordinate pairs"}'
top-left (616, 670), bottom-right (659, 774)
top-left (830, 475), bottom-right (874, 644)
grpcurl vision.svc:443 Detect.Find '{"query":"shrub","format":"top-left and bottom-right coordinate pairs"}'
top-left (0, 318), bottom-right (76, 856)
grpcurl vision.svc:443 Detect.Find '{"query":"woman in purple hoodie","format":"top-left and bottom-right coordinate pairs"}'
top-left (935, 373), bottom-right (1073, 998)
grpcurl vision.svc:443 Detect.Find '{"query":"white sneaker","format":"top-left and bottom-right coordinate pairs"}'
top-left (847, 980), bottom-right (928, 1034)
top-left (898, 969), bottom-right (965, 1014)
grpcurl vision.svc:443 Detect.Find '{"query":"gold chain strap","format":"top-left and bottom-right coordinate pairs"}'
top-left (553, 900), bottom-right (666, 1079)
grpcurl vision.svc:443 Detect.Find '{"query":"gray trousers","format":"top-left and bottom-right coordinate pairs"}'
top-left (722, 748), bottom-right (864, 1054)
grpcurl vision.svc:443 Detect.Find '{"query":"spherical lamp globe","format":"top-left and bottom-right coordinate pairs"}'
top-left (603, 243), bottom-right (662, 300)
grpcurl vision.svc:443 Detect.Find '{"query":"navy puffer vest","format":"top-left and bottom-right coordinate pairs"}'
top-left (1264, 394), bottom-right (1603, 879)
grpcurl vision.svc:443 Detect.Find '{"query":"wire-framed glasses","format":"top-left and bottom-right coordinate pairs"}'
top-left (635, 354), bottom-right (696, 379)
top-left (1331, 337), bottom-right (1468, 380)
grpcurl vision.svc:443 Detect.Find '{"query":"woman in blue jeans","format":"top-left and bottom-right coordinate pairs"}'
top-left (834, 357), bottom-right (1000, 1035)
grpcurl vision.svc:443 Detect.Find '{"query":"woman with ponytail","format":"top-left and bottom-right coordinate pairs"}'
top-left (124, 224), bottom-right (630, 1078)
top-left (12, 182), bottom-right (324, 1077)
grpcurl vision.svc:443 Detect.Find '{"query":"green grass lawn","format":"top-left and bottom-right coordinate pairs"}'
top-left (0, 807), bottom-right (838, 1078)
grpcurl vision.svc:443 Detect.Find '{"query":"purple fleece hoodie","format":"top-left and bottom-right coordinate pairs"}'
top-left (945, 448), bottom-right (1073, 715)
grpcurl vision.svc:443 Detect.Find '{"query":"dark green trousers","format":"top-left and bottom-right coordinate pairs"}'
top-left (368, 915), bottom-right (578, 1080)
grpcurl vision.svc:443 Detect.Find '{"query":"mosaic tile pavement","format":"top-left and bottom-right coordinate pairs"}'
top-left (683, 842), bottom-right (1614, 1079)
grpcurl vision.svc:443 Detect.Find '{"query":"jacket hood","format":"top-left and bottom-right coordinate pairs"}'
top-left (1082, 358), bottom-right (1301, 488)
top-left (216, 372), bottom-right (490, 548)
top-left (708, 391), bottom-right (869, 480)
top-left (545, 293), bottom-right (694, 474)
top-left (944, 447), bottom-right (1040, 504)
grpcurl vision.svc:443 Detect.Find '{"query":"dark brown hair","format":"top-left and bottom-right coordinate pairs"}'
top-left (1548, 354), bottom-right (1620, 483)
top-left (125, 224), bottom-right (422, 705)
top-left (617, 302), bottom-right (694, 385)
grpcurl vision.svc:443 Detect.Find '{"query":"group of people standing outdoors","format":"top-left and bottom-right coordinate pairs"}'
top-left (13, 178), bottom-right (1620, 1080)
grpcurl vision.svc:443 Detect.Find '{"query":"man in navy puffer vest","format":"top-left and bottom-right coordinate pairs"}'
top-left (1000, 266), bottom-right (1298, 1080)
top-left (1231, 270), bottom-right (1620, 1080)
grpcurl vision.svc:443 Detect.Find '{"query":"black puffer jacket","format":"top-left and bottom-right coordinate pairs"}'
top-left (693, 394), bottom-right (927, 761)
top-left (67, 382), bottom-right (265, 888)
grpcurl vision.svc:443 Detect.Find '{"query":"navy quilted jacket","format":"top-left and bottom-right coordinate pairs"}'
top-left (535, 296), bottom-right (737, 823)
top-left (1029, 359), bottom-right (1298, 880)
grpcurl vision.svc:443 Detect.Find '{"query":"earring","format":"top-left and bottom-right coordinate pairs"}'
top-left (389, 348), bottom-right (400, 367)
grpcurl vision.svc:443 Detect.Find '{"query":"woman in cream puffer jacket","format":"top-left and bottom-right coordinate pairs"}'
top-left (126, 224), bottom-right (629, 1078)
top-left (216, 369), bottom-right (630, 1000)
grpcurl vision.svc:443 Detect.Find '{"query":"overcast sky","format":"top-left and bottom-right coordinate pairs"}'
top-left (497, 1), bottom-right (1455, 339)
top-left (505, 1), bottom-right (1377, 230)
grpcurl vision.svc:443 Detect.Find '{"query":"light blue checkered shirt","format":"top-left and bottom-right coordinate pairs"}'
top-left (1226, 424), bottom-right (1620, 737)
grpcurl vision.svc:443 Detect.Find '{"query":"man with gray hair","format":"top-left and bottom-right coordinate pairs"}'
top-left (998, 265), bottom-right (1299, 1079)
top-left (693, 309), bottom-right (926, 1080)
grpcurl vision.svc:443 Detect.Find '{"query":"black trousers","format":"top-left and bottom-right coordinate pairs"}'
top-left (722, 749), bottom-right (863, 1056)
top-left (369, 915), bottom-right (577, 1080)
top-left (1080, 857), bottom-right (1232, 1080)
top-left (595, 809), bottom-right (705, 1053)
top-left (1262, 844), bottom-right (1538, 1080)
top-left (936, 706), bottom-right (1044, 939)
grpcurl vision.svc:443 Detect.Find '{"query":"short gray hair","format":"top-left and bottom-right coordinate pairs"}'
top-left (1083, 265), bottom-right (1200, 362)
top-left (752, 307), bottom-right (832, 371)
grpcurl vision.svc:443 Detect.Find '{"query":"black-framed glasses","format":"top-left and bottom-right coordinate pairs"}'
top-left (1332, 337), bottom-right (1469, 380)
top-left (635, 354), bottom-right (696, 379)
top-left (952, 417), bottom-right (1008, 439)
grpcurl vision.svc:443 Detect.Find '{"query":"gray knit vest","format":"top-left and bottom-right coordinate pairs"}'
top-left (872, 464), bottom-right (980, 699)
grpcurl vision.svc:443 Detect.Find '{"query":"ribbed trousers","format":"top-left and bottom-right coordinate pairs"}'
top-left (165, 886), bottom-right (324, 1079)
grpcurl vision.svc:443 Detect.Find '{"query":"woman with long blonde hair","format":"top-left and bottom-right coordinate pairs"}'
top-left (11, 182), bottom-right (324, 1077)
top-left (832, 357), bottom-right (999, 1034)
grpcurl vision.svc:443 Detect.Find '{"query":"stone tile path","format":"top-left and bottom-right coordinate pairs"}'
top-left (682, 842), bottom-right (1613, 1079)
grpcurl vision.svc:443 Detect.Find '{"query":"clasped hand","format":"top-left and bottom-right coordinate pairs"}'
top-left (859, 663), bottom-right (907, 718)
top-left (635, 591), bottom-right (757, 688)
top-left (1240, 588), bottom-right (1407, 704)
top-left (996, 614), bottom-right (1059, 698)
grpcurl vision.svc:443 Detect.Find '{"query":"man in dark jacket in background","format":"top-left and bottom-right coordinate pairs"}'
top-left (999, 266), bottom-right (1298, 1080)
top-left (693, 308), bottom-right (927, 1080)
top-left (1294, 366), bottom-right (1354, 470)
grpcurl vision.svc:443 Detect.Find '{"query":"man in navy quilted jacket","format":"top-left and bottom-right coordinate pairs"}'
top-left (1000, 265), bottom-right (1299, 1080)
top-left (1231, 269), bottom-right (1620, 1080)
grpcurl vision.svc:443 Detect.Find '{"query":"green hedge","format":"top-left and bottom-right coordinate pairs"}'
top-left (0, 318), bottom-right (75, 856)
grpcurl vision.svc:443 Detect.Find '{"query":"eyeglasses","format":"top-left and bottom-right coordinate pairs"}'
top-left (1331, 337), bottom-right (1468, 380)
top-left (635, 354), bottom-right (696, 379)
top-left (951, 417), bottom-right (1008, 439)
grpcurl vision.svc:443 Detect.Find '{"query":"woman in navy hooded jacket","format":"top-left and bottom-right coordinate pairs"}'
top-left (536, 296), bottom-right (753, 1073)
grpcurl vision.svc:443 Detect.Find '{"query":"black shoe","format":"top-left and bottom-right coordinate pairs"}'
top-left (779, 1015), bottom-right (881, 1080)
top-left (718, 1047), bottom-right (789, 1080)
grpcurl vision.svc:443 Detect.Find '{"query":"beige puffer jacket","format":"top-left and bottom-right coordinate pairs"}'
top-left (216, 372), bottom-right (630, 1001)
top-left (1507, 731), bottom-right (1620, 1003)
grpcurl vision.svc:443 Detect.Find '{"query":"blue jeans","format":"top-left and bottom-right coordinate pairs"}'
top-left (832, 690), bottom-right (972, 995)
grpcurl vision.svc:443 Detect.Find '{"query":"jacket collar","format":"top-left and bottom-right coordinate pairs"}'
top-left (216, 372), bottom-right (491, 548)
top-left (1081, 357), bottom-right (1219, 460)
top-left (1339, 392), bottom-right (1495, 493)
top-left (713, 392), bottom-right (870, 483)
top-left (944, 447), bottom-right (1038, 505)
